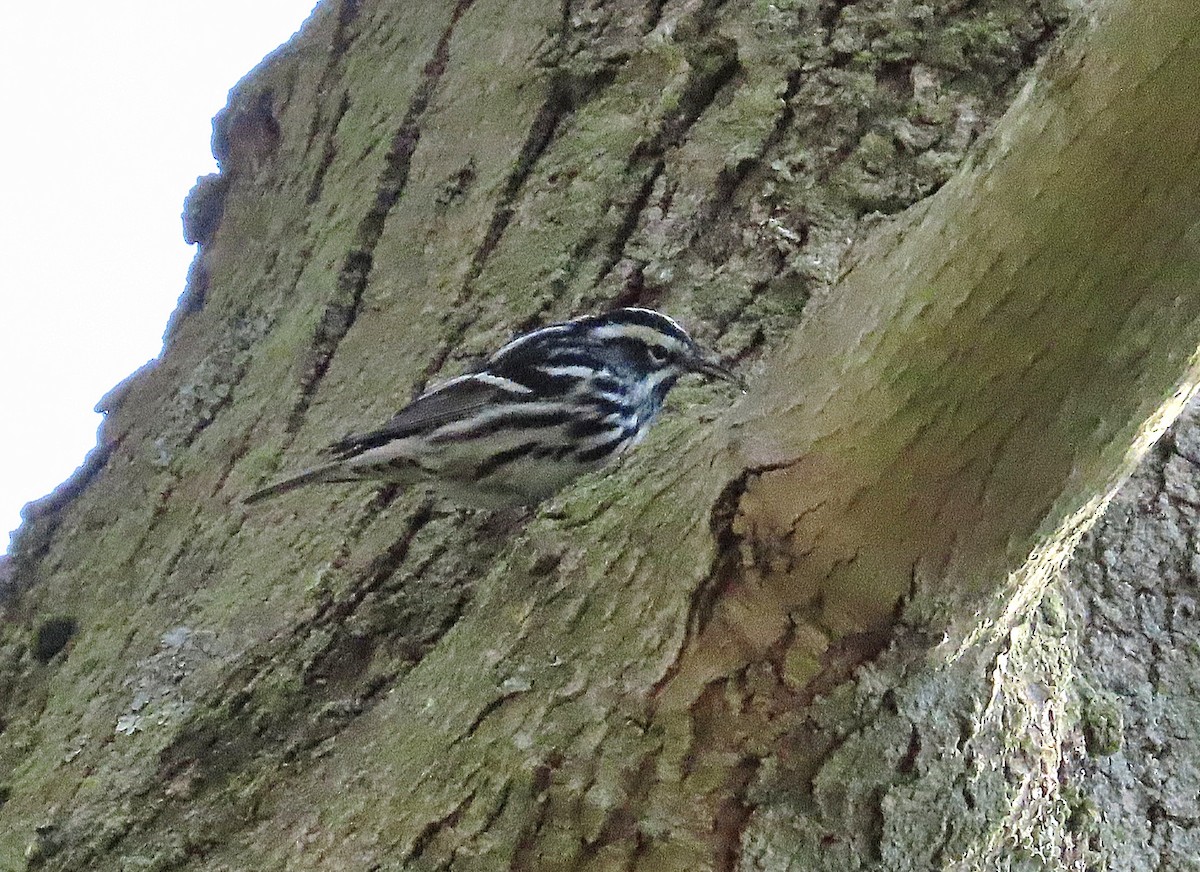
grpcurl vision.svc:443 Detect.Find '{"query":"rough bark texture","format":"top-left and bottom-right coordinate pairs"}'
top-left (2, 1), bottom-right (1199, 870)
top-left (1065, 404), bottom-right (1200, 870)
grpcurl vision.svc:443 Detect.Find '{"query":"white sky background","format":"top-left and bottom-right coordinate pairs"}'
top-left (0, 2), bottom-right (320, 551)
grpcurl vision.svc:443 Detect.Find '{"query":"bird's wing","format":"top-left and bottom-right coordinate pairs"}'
top-left (326, 372), bottom-right (533, 458)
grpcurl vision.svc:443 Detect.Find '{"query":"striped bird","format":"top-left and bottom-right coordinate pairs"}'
top-left (244, 307), bottom-right (743, 507)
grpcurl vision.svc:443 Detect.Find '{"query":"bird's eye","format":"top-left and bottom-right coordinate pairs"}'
top-left (648, 345), bottom-right (669, 364)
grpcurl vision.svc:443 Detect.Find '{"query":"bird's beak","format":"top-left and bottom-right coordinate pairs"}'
top-left (687, 347), bottom-right (747, 392)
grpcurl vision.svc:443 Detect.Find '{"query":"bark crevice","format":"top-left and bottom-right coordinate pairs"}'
top-left (286, 0), bottom-right (479, 435)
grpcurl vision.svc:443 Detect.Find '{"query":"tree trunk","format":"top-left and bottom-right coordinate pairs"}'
top-left (3, 1), bottom-right (1199, 870)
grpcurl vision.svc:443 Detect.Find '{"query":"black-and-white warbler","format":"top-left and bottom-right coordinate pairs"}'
top-left (244, 307), bottom-right (743, 507)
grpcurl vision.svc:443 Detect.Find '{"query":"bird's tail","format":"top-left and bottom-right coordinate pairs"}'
top-left (243, 463), bottom-right (351, 505)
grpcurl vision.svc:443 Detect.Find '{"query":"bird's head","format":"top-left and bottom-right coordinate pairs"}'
top-left (581, 307), bottom-right (746, 394)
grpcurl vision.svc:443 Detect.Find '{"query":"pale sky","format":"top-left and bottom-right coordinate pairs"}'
top-left (0, 2), bottom-right (320, 552)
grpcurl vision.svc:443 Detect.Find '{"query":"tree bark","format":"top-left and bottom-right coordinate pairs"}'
top-left (2, 0), bottom-right (1199, 870)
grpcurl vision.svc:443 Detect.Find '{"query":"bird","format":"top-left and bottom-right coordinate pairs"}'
top-left (244, 307), bottom-right (744, 508)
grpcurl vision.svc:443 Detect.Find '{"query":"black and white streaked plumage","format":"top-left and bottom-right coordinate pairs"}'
top-left (244, 307), bottom-right (743, 507)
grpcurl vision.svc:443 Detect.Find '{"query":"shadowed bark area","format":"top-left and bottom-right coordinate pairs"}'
top-left (1, 1), bottom-right (1198, 870)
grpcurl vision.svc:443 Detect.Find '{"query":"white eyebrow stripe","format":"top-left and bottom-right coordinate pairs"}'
top-left (589, 324), bottom-right (689, 350)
